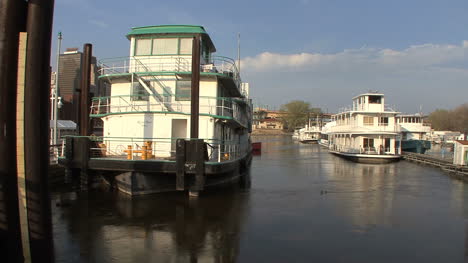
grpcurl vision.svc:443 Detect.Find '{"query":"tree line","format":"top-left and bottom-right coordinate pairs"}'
top-left (279, 100), bottom-right (322, 131)
top-left (428, 103), bottom-right (468, 133)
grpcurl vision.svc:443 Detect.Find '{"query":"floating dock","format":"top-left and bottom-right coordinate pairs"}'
top-left (402, 152), bottom-right (468, 180)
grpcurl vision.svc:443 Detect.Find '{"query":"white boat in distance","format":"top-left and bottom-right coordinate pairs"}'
top-left (328, 92), bottom-right (401, 164)
top-left (298, 125), bottom-right (321, 144)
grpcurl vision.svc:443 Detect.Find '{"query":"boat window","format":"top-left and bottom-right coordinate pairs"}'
top-left (179, 38), bottom-right (193, 55)
top-left (131, 83), bottom-right (149, 101)
top-left (135, 39), bottom-right (152, 56)
top-left (175, 80), bottom-right (191, 101)
top-left (364, 116), bottom-right (374, 126)
top-left (368, 95), bottom-right (382, 104)
top-left (153, 38), bottom-right (178, 55)
top-left (379, 117), bottom-right (389, 126)
top-left (363, 138), bottom-right (374, 148)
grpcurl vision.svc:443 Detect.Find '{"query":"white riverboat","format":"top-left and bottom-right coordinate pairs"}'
top-left (319, 121), bottom-right (335, 148)
top-left (60, 25), bottom-right (252, 195)
top-left (298, 125), bottom-right (321, 144)
top-left (328, 93), bottom-right (401, 163)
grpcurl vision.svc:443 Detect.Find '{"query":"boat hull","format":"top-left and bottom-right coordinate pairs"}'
top-left (401, 140), bottom-right (431, 154)
top-left (105, 153), bottom-right (252, 195)
top-left (300, 139), bottom-right (318, 144)
top-left (330, 150), bottom-right (401, 164)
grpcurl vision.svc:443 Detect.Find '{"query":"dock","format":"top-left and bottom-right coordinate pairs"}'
top-left (402, 152), bottom-right (468, 180)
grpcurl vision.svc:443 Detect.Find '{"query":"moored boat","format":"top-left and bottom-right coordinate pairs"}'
top-left (327, 92), bottom-right (401, 164)
top-left (396, 114), bottom-right (431, 154)
top-left (59, 25), bottom-right (252, 195)
top-left (299, 125), bottom-right (320, 144)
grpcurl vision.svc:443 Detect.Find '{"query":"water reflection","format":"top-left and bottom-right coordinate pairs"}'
top-left (330, 160), bottom-right (397, 229)
top-left (53, 136), bottom-right (468, 262)
top-left (53, 188), bottom-right (249, 263)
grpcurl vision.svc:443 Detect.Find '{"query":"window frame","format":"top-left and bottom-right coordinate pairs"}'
top-left (363, 116), bottom-right (374, 126)
top-left (175, 80), bottom-right (192, 101)
top-left (134, 36), bottom-right (196, 56)
top-left (379, 117), bottom-right (389, 126)
top-left (131, 82), bottom-right (149, 101)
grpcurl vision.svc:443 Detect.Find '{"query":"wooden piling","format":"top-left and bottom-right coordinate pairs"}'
top-left (23, 0), bottom-right (55, 261)
top-left (79, 43), bottom-right (92, 136)
top-left (190, 35), bottom-right (201, 139)
top-left (176, 139), bottom-right (186, 191)
top-left (0, 0), bottom-right (27, 260)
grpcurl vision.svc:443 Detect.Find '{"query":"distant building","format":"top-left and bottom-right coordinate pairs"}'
top-left (54, 47), bottom-right (107, 122)
top-left (253, 108), bottom-right (285, 130)
top-left (428, 131), bottom-right (462, 144)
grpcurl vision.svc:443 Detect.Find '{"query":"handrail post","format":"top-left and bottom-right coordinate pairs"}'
top-left (131, 138), bottom-right (134, 160)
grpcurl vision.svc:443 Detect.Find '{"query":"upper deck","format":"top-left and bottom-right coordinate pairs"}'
top-left (330, 93), bottom-right (401, 134)
top-left (98, 25), bottom-right (243, 97)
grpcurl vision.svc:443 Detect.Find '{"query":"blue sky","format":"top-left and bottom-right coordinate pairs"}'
top-left (52, 0), bottom-right (468, 113)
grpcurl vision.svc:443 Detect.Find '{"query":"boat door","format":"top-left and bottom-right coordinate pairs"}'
top-left (171, 119), bottom-right (187, 153)
top-left (384, 138), bottom-right (391, 152)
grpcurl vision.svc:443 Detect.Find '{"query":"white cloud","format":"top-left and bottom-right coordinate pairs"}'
top-left (242, 41), bottom-right (468, 72)
top-left (241, 41), bottom-right (468, 113)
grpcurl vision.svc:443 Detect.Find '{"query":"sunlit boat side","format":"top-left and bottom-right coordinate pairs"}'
top-left (327, 93), bottom-right (401, 164)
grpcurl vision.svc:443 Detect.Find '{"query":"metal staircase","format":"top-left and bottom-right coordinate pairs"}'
top-left (132, 57), bottom-right (182, 112)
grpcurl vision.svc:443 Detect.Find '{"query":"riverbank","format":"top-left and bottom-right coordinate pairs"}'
top-left (251, 129), bottom-right (291, 136)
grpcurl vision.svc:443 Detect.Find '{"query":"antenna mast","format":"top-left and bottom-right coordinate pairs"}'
top-left (237, 33), bottom-right (241, 75)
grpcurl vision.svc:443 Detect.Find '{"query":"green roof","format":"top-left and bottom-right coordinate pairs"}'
top-left (126, 25), bottom-right (215, 52)
top-left (127, 25), bottom-right (207, 36)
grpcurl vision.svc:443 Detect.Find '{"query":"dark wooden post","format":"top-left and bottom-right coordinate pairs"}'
top-left (79, 43), bottom-right (92, 136)
top-left (176, 139), bottom-right (186, 191)
top-left (0, 0), bottom-right (27, 260)
top-left (190, 35), bottom-right (201, 139)
top-left (23, 0), bottom-right (55, 261)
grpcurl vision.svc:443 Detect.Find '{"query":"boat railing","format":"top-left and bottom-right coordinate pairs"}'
top-left (330, 144), bottom-right (400, 155)
top-left (60, 136), bottom-right (248, 163)
top-left (98, 56), bottom-right (241, 88)
top-left (329, 125), bottom-right (401, 133)
top-left (89, 95), bottom-right (250, 127)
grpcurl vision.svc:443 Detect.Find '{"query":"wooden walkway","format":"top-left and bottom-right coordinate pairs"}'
top-left (402, 152), bottom-right (468, 180)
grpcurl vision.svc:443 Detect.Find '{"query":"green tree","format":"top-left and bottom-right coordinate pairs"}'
top-left (280, 100), bottom-right (321, 131)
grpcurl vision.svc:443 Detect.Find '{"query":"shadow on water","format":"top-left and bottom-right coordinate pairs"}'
top-left (53, 181), bottom-right (251, 263)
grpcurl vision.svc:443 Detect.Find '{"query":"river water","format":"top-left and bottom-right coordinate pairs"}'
top-left (52, 136), bottom-right (468, 262)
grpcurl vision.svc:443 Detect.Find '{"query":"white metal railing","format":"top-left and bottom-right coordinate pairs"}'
top-left (61, 136), bottom-right (250, 163)
top-left (329, 124), bottom-right (400, 134)
top-left (329, 144), bottom-right (400, 155)
top-left (348, 104), bottom-right (398, 112)
top-left (90, 95), bottom-right (250, 127)
top-left (98, 56), bottom-right (241, 90)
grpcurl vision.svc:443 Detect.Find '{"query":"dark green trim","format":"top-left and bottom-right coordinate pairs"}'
top-left (99, 71), bottom-right (230, 79)
top-left (89, 111), bottom-right (246, 128)
top-left (90, 110), bottom-right (233, 120)
top-left (126, 25), bottom-right (216, 52)
top-left (127, 25), bottom-right (207, 37)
